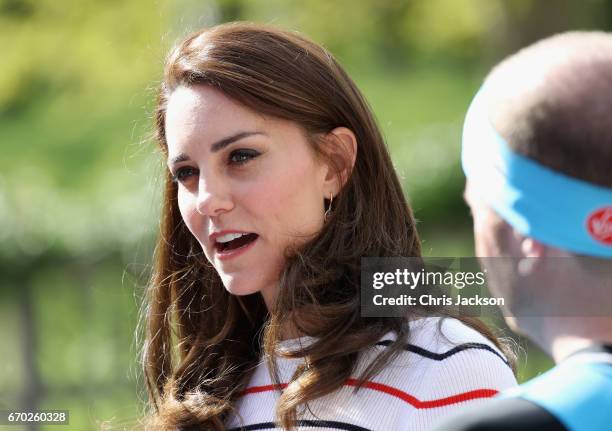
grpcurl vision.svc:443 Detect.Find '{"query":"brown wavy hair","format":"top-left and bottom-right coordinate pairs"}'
top-left (142, 21), bottom-right (512, 430)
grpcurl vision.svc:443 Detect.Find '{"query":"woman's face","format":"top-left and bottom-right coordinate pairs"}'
top-left (164, 85), bottom-right (330, 309)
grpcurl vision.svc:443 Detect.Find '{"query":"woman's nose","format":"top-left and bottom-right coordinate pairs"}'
top-left (195, 176), bottom-right (233, 216)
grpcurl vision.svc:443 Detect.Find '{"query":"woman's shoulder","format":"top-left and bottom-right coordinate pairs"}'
top-left (376, 316), bottom-right (513, 366)
top-left (356, 316), bottom-right (517, 397)
top-left (343, 317), bottom-right (517, 429)
top-left (408, 316), bottom-right (513, 362)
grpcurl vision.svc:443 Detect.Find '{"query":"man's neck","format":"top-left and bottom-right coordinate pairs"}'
top-left (550, 335), bottom-right (599, 362)
top-left (537, 317), bottom-right (612, 363)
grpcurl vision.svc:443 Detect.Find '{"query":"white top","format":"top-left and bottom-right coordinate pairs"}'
top-left (225, 317), bottom-right (517, 431)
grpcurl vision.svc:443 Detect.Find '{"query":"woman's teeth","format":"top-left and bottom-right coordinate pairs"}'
top-left (216, 232), bottom-right (250, 243)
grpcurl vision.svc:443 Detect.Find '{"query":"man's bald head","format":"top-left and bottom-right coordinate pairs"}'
top-left (482, 31), bottom-right (612, 187)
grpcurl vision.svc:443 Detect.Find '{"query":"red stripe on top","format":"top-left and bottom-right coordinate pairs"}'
top-left (238, 379), bottom-right (498, 409)
top-left (345, 378), bottom-right (498, 408)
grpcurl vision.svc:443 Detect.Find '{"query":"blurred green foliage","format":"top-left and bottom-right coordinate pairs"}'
top-left (1, 0), bottom-right (606, 428)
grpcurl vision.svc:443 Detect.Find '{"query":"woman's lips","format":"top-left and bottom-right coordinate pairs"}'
top-left (215, 235), bottom-right (259, 261)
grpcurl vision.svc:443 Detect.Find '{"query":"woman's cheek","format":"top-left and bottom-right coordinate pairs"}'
top-left (237, 176), bottom-right (274, 216)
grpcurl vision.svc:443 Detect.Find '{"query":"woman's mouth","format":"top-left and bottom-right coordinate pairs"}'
top-left (214, 232), bottom-right (259, 260)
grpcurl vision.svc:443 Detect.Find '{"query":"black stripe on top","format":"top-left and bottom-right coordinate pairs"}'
top-left (430, 397), bottom-right (568, 431)
top-left (376, 340), bottom-right (512, 369)
top-left (227, 420), bottom-right (372, 431)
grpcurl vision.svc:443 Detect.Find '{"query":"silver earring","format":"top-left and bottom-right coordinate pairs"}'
top-left (324, 192), bottom-right (333, 220)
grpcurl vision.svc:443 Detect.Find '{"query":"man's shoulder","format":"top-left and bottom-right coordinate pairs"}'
top-left (433, 360), bottom-right (612, 431)
top-left (510, 360), bottom-right (612, 431)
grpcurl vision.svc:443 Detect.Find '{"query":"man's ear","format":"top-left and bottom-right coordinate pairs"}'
top-left (321, 127), bottom-right (357, 196)
top-left (520, 237), bottom-right (546, 258)
top-left (517, 236), bottom-right (546, 275)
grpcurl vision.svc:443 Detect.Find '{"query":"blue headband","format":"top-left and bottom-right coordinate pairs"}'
top-left (462, 90), bottom-right (612, 258)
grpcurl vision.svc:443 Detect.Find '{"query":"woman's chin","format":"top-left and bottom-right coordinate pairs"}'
top-left (219, 276), bottom-right (264, 297)
top-left (216, 268), bottom-right (278, 304)
top-left (224, 285), bottom-right (261, 297)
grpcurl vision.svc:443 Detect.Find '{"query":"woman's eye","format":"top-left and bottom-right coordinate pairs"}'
top-left (171, 167), bottom-right (198, 184)
top-left (229, 149), bottom-right (260, 165)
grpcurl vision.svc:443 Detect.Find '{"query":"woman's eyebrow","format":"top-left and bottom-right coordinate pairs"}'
top-left (167, 130), bottom-right (266, 166)
top-left (210, 130), bottom-right (266, 152)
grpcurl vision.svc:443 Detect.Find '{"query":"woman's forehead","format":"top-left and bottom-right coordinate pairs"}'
top-left (167, 86), bottom-right (260, 125)
top-left (165, 86), bottom-right (266, 147)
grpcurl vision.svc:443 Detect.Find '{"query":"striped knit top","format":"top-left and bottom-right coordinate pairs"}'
top-left (225, 317), bottom-right (517, 431)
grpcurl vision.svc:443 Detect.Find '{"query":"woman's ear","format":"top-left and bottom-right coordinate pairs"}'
top-left (321, 127), bottom-right (357, 196)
